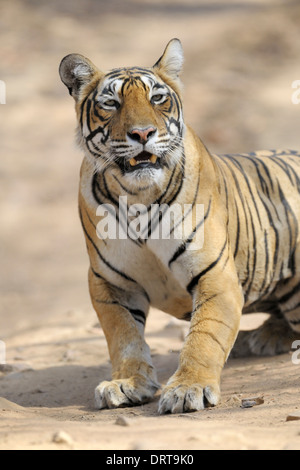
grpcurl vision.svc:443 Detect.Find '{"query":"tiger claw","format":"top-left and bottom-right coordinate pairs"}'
top-left (158, 382), bottom-right (220, 414)
top-left (95, 377), bottom-right (160, 410)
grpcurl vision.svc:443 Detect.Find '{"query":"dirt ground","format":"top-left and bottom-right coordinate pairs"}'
top-left (1, 0), bottom-right (300, 450)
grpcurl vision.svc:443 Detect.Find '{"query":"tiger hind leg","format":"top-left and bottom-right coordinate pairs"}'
top-left (230, 313), bottom-right (299, 358)
top-left (231, 277), bottom-right (300, 357)
top-left (279, 279), bottom-right (300, 336)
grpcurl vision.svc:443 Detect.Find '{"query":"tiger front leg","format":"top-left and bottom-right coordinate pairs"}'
top-left (89, 269), bottom-right (160, 409)
top-left (159, 263), bottom-right (243, 414)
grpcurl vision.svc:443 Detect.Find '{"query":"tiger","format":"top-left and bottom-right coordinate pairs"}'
top-left (59, 39), bottom-right (300, 414)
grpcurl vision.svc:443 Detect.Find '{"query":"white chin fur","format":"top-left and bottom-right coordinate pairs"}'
top-left (123, 167), bottom-right (164, 187)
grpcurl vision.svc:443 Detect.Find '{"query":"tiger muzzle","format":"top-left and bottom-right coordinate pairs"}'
top-left (126, 151), bottom-right (160, 172)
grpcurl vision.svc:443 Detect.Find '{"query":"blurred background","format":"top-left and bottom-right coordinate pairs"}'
top-left (1, 0), bottom-right (300, 338)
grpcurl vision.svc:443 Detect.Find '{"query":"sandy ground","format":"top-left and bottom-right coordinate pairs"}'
top-left (1, 0), bottom-right (300, 450)
top-left (1, 311), bottom-right (300, 450)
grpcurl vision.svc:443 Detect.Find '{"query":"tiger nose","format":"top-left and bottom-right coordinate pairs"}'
top-left (127, 127), bottom-right (157, 144)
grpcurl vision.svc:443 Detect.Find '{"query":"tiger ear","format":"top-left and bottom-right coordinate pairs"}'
top-left (59, 54), bottom-right (101, 100)
top-left (153, 38), bottom-right (184, 81)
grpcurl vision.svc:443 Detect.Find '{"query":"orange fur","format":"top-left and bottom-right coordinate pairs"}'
top-left (60, 39), bottom-right (300, 413)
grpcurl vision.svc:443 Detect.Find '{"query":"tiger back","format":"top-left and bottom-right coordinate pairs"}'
top-left (59, 39), bottom-right (300, 414)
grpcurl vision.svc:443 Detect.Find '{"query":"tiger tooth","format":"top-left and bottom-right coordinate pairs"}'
top-left (150, 155), bottom-right (157, 164)
top-left (129, 157), bottom-right (137, 166)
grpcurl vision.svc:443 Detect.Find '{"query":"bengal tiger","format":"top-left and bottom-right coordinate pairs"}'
top-left (59, 39), bottom-right (300, 414)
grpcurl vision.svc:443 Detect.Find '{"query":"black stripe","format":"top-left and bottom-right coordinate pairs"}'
top-left (86, 139), bottom-right (106, 159)
top-left (168, 242), bottom-right (187, 268)
top-left (191, 330), bottom-right (226, 354)
top-left (92, 173), bottom-right (143, 247)
top-left (277, 180), bottom-right (298, 275)
top-left (81, 87), bottom-right (101, 132)
top-left (171, 92), bottom-right (182, 120)
top-left (90, 276), bottom-right (147, 322)
top-left (94, 297), bottom-right (146, 325)
top-left (182, 312), bottom-right (192, 321)
top-left (163, 154), bottom-right (185, 207)
top-left (91, 267), bottom-right (105, 281)
top-left (193, 293), bottom-right (219, 314)
top-left (255, 189), bottom-right (280, 287)
top-left (102, 169), bottom-right (120, 207)
top-left (104, 70), bottom-right (126, 80)
top-left (288, 317), bottom-right (300, 325)
top-left (143, 163), bottom-right (179, 239)
top-left (279, 281), bottom-right (300, 305)
top-left (79, 208), bottom-right (138, 284)
top-left (92, 174), bottom-right (120, 222)
top-left (282, 301), bottom-right (300, 315)
top-left (233, 151), bottom-right (275, 192)
top-left (134, 76), bottom-right (148, 92)
top-left (84, 206), bottom-right (107, 246)
top-left (243, 200), bottom-right (257, 303)
top-left (112, 174), bottom-right (139, 196)
top-left (225, 155), bottom-right (263, 230)
top-left (80, 95), bottom-right (89, 130)
top-left (279, 261), bottom-right (285, 281)
top-left (120, 77), bottom-right (131, 96)
top-left (147, 163), bottom-right (185, 240)
top-left (168, 198), bottom-right (211, 268)
top-left (85, 98), bottom-right (92, 133)
top-left (270, 155), bottom-right (300, 192)
top-left (169, 163), bottom-right (200, 237)
top-left (95, 299), bottom-right (120, 305)
top-left (86, 125), bottom-right (106, 143)
top-left (233, 199), bottom-right (240, 259)
top-left (90, 267), bottom-right (128, 294)
top-left (242, 246), bottom-right (251, 289)
top-left (84, 207), bottom-right (150, 304)
top-left (221, 157), bottom-right (250, 245)
top-left (258, 230), bottom-right (269, 296)
top-left (129, 309), bottom-right (146, 325)
top-left (187, 237), bottom-right (228, 294)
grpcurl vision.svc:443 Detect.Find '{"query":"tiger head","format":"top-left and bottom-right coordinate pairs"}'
top-left (59, 39), bottom-right (185, 187)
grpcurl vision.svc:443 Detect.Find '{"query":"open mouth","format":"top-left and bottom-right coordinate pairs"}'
top-left (126, 151), bottom-right (160, 172)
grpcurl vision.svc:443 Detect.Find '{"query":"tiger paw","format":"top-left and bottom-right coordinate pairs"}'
top-left (158, 380), bottom-right (220, 414)
top-left (95, 376), bottom-right (160, 409)
top-left (230, 316), bottom-right (299, 357)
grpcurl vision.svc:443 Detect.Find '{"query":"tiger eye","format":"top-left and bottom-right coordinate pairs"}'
top-left (151, 94), bottom-right (166, 105)
top-left (103, 99), bottom-right (120, 109)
